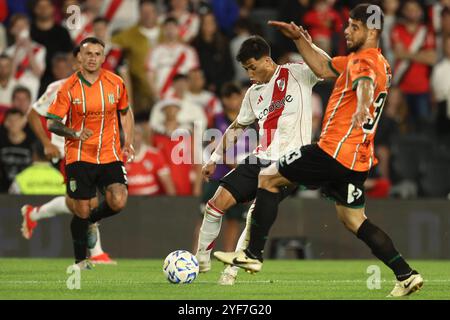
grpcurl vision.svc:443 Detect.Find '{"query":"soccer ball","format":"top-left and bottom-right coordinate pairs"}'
top-left (163, 250), bottom-right (199, 284)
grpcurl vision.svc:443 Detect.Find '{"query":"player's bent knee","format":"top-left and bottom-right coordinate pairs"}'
top-left (209, 187), bottom-right (236, 211)
top-left (73, 203), bottom-right (91, 219)
top-left (108, 193), bottom-right (127, 212)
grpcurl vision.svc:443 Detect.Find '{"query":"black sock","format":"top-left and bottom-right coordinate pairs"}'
top-left (71, 215), bottom-right (89, 263)
top-left (89, 201), bottom-right (119, 223)
top-left (246, 188), bottom-right (280, 260)
top-left (357, 219), bottom-right (412, 280)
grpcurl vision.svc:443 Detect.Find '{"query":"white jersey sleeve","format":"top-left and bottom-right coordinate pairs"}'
top-left (236, 86), bottom-right (257, 126)
top-left (287, 62), bottom-right (321, 87)
top-left (32, 79), bottom-right (66, 116)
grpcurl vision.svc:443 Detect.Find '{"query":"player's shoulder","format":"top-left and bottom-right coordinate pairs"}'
top-left (351, 48), bottom-right (382, 62)
top-left (59, 73), bottom-right (80, 91)
top-left (283, 62), bottom-right (308, 70)
top-left (101, 69), bottom-right (124, 86)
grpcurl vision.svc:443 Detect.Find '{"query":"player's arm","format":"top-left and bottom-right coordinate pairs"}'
top-left (202, 120), bottom-right (248, 181)
top-left (28, 108), bottom-right (61, 159)
top-left (268, 20), bottom-right (336, 79)
top-left (352, 78), bottom-right (375, 128)
top-left (120, 107), bottom-right (135, 162)
top-left (47, 118), bottom-right (93, 140)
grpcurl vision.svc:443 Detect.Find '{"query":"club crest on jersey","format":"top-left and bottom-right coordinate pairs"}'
top-left (69, 179), bottom-right (77, 192)
top-left (73, 98), bottom-right (82, 105)
top-left (108, 93), bottom-right (115, 104)
top-left (276, 78), bottom-right (286, 91)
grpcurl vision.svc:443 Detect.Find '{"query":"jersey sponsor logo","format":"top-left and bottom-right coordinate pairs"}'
top-left (257, 94), bottom-right (293, 119)
top-left (75, 110), bottom-right (115, 117)
top-left (347, 183), bottom-right (363, 204)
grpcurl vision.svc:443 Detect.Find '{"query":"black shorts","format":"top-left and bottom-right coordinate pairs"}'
top-left (220, 154), bottom-right (293, 203)
top-left (65, 161), bottom-right (127, 200)
top-left (278, 144), bottom-right (369, 208)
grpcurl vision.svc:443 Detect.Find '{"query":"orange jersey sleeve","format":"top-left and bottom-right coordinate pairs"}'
top-left (329, 56), bottom-right (349, 75)
top-left (117, 80), bottom-right (129, 112)
top-left (47, 79), bottom-right (72, 120)
top-left (348, 55), bottom-right (377, 90)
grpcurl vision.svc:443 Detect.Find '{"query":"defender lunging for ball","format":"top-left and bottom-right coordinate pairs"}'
top-left (214, 4), bottom-right (423, 297)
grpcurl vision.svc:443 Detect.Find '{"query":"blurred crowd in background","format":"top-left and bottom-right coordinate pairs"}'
top-left (0, 0), bottom-right (449, 209)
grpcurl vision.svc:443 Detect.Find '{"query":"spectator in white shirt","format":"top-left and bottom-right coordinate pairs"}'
top-left (5, 14), bottom-right (46, 102)
top-left (0, 54), bottom-right (17, 108)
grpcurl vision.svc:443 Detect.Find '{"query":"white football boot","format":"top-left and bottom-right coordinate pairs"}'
top-left (388, 272), bottom-right (424, 297)
top-left (214, 250), bottom-right (262, 273)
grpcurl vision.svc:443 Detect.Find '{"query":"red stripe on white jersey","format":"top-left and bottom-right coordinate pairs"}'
top-left (260, 67), bottom-right (289, 151)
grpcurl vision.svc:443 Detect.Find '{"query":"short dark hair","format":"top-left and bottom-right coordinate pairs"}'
top-left (5, 108), bottom-right (24, 118)
top-left (140, 0), bottom-right (156, 7)
top-left (349, 3), bottom-right (384, 34)
top-left (51, 52), bottom-right (69, 66)
top-left (0, 53), bottom-right (11, 61)
top-left (79, 37), bottom-right (105, 49)
top-left (220, 82), bottom-right (241, 98)
top-left (164, 16), bottom-right (178, 26)
top-left (442, 6), bottom-right (450, 17)
top-left (236, 35), bottom-right (271, 63)
top-left (72, 45), bottom-right (80, 57)
top-left (173, 73), bottom-right (188, 82)
top-left (93, 17), bottom-right (109, 25)
top-left (12, 86), bottom-right (31, 101)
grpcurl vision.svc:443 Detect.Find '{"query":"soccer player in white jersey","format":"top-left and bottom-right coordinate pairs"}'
top-left (196, 35), bottom-right (328, 284)
top-left (21, 46), bottom-right (115, 264)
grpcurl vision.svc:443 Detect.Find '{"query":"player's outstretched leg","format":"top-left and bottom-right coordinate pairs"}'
top-left (196, 186), bottom-right (237, 273)
top-left (21, 196), bottom-right (70, 239)
top-left (214, 166), bottom-right (290, 273)
top-left (335, 205), bottom-right (423, 297)
top-left (218, 201), bottom-right (254, 285)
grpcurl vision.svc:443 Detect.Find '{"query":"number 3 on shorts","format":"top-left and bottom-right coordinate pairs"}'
top-left (121, 165), bottom-right (128, 183)
top-left (283, 149), bottom-right (302, 166)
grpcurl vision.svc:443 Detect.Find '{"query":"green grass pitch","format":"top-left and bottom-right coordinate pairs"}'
top-left (0, 259), bottom-right (448, 300)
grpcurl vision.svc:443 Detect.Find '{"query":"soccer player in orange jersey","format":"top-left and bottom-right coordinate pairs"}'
top-left (47, 37), bottom-right (135, 268)
top-left (214, 4), bottom-right (423, 297)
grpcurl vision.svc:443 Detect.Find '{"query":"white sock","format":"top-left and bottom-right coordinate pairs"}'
top-left (226, 201), bottom-right (255, 276)
top-left (30, 196), bottom-right (71, 221)
top-left (197, 201), bottom-right (224, 254)
top-left (89, 224), bottom-right (104, 257)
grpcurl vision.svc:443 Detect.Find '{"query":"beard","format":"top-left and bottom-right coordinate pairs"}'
top-left (347, 38), bottom-right (365, 53)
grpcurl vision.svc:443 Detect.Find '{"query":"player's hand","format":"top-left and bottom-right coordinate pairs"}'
top-left (202, 161), bottom-right (216, 182)
top-left (43, 142), bottom-right (61, 160)
top-left (76, 128), bottom-right (93, 141)
top-left (123, 143), bottom-right (135, 163)
top-left (268, 20), bottom-right (307, 41)
top-left (352, 107), bottom-right (373, 128)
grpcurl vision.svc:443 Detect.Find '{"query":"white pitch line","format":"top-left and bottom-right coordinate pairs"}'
top-left (1, 279), bottom-right (450, 285)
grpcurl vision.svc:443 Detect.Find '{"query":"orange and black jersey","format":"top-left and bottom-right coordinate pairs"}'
top-left (318, 48), bottom-right (392, 172)
top-left (47, 69), bottom-right (129, 165)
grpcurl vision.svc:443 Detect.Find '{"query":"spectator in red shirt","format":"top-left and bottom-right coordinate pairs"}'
top-left (302, 0), bottom-right (342, 55)
top-left (391, 0), bottom-right (437, 131)
top-left (125, 123), bottom-right (176, 196)
top-left (152, 100), bottom-right (199, 196)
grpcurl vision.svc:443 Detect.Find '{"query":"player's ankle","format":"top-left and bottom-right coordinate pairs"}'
top-left (245, 248), bottom-right (263, 262)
